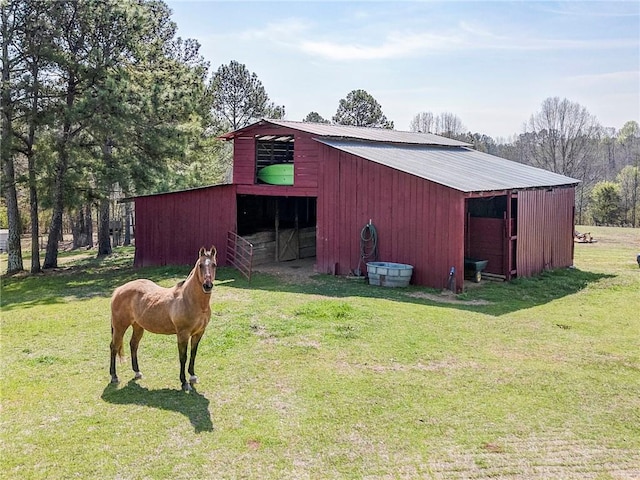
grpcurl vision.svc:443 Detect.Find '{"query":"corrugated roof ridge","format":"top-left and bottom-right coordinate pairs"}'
top-left (265, 118), bottom-right (392, 131)
top-left (228, 118), bottom-right (473, 147)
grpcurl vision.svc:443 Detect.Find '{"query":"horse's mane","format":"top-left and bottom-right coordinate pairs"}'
top-left (176, 270), bottom-right (194, 288)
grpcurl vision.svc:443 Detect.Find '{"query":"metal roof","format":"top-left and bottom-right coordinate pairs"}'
top-left (221, 118), bottom-right (472, 147)
top-left (318, 140), bottom-right (580, 193)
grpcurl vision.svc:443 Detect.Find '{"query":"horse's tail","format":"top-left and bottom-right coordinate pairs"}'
top-left (110, 324), bottom-right (125, 361)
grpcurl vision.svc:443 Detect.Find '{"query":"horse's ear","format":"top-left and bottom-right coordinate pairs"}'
top-left (210, 245), bottom-right (217, 262)
top-left (199, 247), bottom-right (206, 257)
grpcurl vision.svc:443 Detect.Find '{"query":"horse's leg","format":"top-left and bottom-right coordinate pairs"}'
top-left (130, 323), bottom-right (145, 380)
top-left (177, 332), bottom-right (191, 391)
top-left (187, 331), bottom-right (205, 385)
top-left (110, 324), bottom-right (126, 384)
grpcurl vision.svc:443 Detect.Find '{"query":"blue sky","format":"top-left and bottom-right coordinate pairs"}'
top-left (166, 0), bottom-right (639, 139)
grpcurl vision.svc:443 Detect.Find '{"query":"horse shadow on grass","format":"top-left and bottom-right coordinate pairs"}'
top-left (101, 380), bottom-right (214, 433)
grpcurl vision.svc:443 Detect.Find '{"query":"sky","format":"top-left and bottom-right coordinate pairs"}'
top-left (165, 0), bottom-right (639, 140)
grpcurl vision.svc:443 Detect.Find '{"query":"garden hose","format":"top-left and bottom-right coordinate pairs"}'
top-left (355, 221), bottom-right (378, 276)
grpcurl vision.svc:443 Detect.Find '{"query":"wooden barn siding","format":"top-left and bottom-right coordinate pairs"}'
top-left (516, 187), bottom-right (575, 277)
top-left (317, 145), bottom-right (466, 290)
top-left (236, 185), bottom-right (317, 197)
top-left (294, 134), bottom-right (320, 189)
top-left (134, 185), bottom-right (236, 267)
top-left (232, 136), bottom-right (255, 184)
top-left (468, 217), bottom-right (505, 275)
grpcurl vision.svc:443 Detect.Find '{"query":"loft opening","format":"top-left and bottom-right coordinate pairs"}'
top-left (255, 134), bottom-right (294, 184)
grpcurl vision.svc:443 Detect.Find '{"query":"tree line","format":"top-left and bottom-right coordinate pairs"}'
top-left (2, 0), bottom-right (638, 275)
top-left (1, 0), bottom-right (281, 274)
top-left (305, 95), bottom-right (639, 232)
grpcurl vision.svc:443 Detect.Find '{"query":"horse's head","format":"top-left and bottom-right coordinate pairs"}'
top-left (197, 246), bottom-right (217, 294)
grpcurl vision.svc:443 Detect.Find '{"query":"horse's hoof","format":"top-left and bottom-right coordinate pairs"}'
top-left (189, 375), bottom-right (198, 384)
top-left (111, 376), bottom-right (120, 384)
top-left (182, 382), bottom-right (193, 392)
top-left (134, 372), bottom-right (143, 380)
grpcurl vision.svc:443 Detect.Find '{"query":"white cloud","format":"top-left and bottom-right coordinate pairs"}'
top-left (566, 70), bottom-right (640, 86)
top-left (236, 18), bottom-right (310, 41)
top-left (243, 18), bottom-right (638, 62)
top-left (299, 31), bottom-right (463, 60)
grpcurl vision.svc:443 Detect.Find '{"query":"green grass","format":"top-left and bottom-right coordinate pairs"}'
top-left (1, 226), bottom-right (639, 479)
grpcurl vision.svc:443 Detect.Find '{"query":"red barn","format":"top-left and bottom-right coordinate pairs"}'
top-left (132, 119), bottom-right (579, 292)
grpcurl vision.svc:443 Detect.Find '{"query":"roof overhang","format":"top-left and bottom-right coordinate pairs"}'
top-left (318, 139), bottom-right (580, 193)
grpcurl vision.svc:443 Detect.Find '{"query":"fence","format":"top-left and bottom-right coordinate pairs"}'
top-left (226, 231), bottom-right (254, 281)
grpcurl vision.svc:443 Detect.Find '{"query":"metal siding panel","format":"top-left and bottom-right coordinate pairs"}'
top-left (517, 188), bottom-right (575, 278)
top-left (517, 190), bottom-right (532, 277)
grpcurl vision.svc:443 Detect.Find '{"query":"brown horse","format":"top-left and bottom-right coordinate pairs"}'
top-left (110, 246), bottom-right (217, 391)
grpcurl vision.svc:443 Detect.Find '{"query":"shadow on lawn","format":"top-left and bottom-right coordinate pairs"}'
top-left (0, 260), bottom-right (191, 311)
top-left (101, 380), bottom-right (214, 433)
top-left (1, 249), bottom-right (615, 317)
top-left (216, 265), bottom-right (615, 316)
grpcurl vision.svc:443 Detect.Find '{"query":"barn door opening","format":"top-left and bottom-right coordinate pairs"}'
top-left (236, 195), bottom-right (316, 266)
top-left (465, 194), bottom-right (515, 281)
top-left (275, 199), bottom-right (299, 261)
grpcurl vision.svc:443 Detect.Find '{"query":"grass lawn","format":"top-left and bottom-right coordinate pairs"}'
top-left (1, 226), bottom-right (639, 479)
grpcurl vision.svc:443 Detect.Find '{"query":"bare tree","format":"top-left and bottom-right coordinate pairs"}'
top-left (518, 97), bottom-right (602, 223)
top-left (409, 111), bottom-right (436, 133)
top-left (409, 111), bottom-right (465, 137)
top-left (439, 112), bottom-right (465, 137)
top-left (521, 97), bottom-right (601, 178)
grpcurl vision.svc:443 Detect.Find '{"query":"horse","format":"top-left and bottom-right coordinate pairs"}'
top-left (110, 246), bottom-right (217, 391)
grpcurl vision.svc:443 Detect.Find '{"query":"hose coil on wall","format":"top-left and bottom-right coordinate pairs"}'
top-left (356, 221), bottom-right (378, 276)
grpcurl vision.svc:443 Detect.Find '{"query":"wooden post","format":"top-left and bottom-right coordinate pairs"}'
top-left (275, 199), bottom-right (279, 261)
top-left (295, 200), bottom-right (300, 260)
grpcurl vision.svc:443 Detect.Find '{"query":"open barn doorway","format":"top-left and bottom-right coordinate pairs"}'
top-left (237, 195), bottom-right (317, 265)
top-left (465, 194), bottom-right (517, 281)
